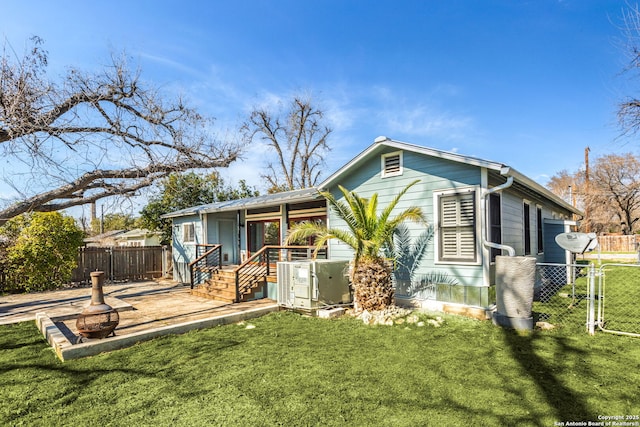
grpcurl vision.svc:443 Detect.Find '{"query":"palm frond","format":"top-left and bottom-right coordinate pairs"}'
top-left (406, 225), bottom-right (433, 274)
top-left (408, 270), bottom-right (459, 294)
top-left (298, 181), bottom-right (428, 265)
top-left (379, 179), bottom-right (422, 224)
top-left (388, 224), bottom-right (435, 283)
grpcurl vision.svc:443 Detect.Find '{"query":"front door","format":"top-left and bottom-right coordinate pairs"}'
top-left (218, 219), bottom-right (236, 265)
top-left (248, 220), bottom-right (280, 254)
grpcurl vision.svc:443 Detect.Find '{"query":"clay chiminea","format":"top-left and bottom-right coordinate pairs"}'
top-left (76, 271), bottom-right (119, 340)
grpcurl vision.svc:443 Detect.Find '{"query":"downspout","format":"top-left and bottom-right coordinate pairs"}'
top-left (482, 175), bottom-right (516, 257)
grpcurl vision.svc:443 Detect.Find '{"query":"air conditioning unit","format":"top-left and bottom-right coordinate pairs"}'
top-left (277, 259), bottom-right (351, 310)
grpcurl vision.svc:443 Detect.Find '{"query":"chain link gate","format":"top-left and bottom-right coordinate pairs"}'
top-left (596, 263), bottom-right (640, 337)
top-left (534, 262), bottom-right (640, 337)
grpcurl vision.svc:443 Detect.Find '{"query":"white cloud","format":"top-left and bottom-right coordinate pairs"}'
top-left (323, 95), bottom-right (358, 131)
top-left (328, 84), bottom-right (475, 143)
top-left (381, 105), bottom-right (473, 140)
top-left (218, 139), bottom-right (271, 191)
top-left (137, 51), bottom-right (203, 78)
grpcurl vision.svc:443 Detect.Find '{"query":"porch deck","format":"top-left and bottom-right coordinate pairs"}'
top-left (1, 280), bottom-right (278, 361)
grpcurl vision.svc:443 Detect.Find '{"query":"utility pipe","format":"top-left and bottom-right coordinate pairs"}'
top-left (482, 175), bottom-right (516, 257)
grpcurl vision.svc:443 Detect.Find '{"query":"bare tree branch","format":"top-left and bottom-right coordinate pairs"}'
top-left (0, 37), bottom-right (242, 224)
top-left (586, 154), bottom-right (640, 235)
top-left (618, 3), bottom-right (640, 136)
top-left (241, 94), bottom-right (332, 193)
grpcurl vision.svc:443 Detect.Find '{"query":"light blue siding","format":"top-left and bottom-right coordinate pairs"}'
top-left (501, 192), bottom-right (524, 255)
top-left (327, 147), bottom-right (486, 304)
top-left (205, 212), bottom-right (238, 264)
top-left (171, 214), bottom-right (203, 282)
top-left (500, 187), bottom-right (570, 262)
top-left (544, 221), bottom-right (570, 263)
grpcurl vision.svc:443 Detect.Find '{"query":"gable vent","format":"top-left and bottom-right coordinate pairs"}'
top-left (382, 151), bottom-right (403, 177)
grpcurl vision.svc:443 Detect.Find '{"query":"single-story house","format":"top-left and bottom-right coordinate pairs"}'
top-left (83, 230), bottom-right (127, 247)
top-left (163, 137), bottom-right (582, 310)
top-left (114, 229), bottom-right (162, 247)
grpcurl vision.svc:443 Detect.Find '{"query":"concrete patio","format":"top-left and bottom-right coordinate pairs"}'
top-left (0, 280), bottom-right (279, 361)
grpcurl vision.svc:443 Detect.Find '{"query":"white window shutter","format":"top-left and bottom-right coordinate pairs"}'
top-left (439, 192), bottom-right (476, 261)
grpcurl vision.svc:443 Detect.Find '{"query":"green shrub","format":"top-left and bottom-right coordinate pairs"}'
top-left (3, 212), bottom-right (84, 292)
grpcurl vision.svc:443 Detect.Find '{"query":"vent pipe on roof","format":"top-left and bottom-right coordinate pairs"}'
top-left (482, 176), bottom-right (515, 257)
top-left (374, 135), bottom-right (390, 143)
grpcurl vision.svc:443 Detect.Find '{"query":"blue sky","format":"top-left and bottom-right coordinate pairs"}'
top-left (0, 0), bottom-right (636, 215)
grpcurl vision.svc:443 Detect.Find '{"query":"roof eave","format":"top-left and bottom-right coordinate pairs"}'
top-left (501, 166), bottom-right (584, 216)
top-left (318, 137), bottom-right (505, 190)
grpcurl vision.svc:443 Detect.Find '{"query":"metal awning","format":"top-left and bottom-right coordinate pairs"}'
top-left (161, 187), bottom-right (321, 219)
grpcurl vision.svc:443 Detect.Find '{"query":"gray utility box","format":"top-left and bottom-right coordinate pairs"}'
top-left (277, 260), bottom-right (351, 310)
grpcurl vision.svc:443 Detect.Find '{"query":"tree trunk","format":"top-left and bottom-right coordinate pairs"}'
top-left (352, 258), bottom-right (394, 312)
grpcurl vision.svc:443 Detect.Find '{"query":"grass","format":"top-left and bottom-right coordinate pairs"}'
top-left (598, 264), bottom-right (640, 334)
top-left (1, 311), bottom-right (639, 426)
top-left (532, 262), bottom-right (640, 336)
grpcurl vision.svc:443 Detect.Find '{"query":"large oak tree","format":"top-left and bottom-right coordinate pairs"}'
top-left (0, 37), bottom-right (241, 225)
top-left (588, 154), bottom-right (640, 235)
top-left (139, 172), bottom-right (259, 243)
top-left (241, 94), bottom-right (332, 193)
top-left (547, 154), bottom-right (640, 234)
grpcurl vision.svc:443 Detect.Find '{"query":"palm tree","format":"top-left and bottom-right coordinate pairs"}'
top-left (285, 180), bottom-right (427, 312)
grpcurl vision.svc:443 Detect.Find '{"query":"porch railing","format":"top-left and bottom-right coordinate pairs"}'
top-left (189, 244), bottom-right (222, 289)
top-left (234, 245), bottom-right (327, 302)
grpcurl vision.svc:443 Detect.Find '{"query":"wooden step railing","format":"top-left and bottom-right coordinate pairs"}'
top-left (189, 244), bottom-right (222, 289)
top-left (234, 245), bottom-right (327, 302)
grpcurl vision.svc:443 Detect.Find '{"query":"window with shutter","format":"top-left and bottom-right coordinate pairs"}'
top-left (438, 192), bottom-right (477, 262)
top-left (381, 151), bottom-right (403, 177)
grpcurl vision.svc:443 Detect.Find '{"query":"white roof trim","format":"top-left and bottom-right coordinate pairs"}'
top-left (319, 137), bottom-right (504, 190)
top-left (501, 167), bottom-right (581, 216)
top-left (319, 137), bottom-right (582, 216)
top-left (164, 137), bottom-right (583, 219)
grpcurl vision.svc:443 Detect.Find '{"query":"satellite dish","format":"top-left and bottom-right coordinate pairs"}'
top-left (555, 232), bottom-right (598, 254)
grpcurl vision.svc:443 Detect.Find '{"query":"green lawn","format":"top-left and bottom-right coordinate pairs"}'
top-left (598, 264), bottom-right (640, 335)
top-left (1, 311), bottom-right (638, 426)
top-left (532, 262), bottom-right (640, 335)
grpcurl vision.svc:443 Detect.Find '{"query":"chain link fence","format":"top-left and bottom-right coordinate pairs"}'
top-left (533, 262), bottom-right (591, 332)
top-left (597, 264), bottom-right (640, 337)
top-left (534, 262), bottom-right (640, 337)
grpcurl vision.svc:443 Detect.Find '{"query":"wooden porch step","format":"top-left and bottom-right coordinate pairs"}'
top-left (191, 287), bottom-right (235, 303)
top-left (191, 264), bottom-right (269, 303)
top-left (191, 279), bottom-right (267, 303)
top-left (193, 277), bottom-right (235, 300)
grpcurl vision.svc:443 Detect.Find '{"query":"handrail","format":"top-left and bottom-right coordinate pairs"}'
top-left (233, 245), bottom-right (327, 302)
top-left (189, 244), bottom-right (222, 289)
top-left (194, 243), bottom-right (219, 258)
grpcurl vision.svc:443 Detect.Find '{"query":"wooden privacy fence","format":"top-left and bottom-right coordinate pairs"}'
top-left (71, 246), bottom-right (169, 283)
top-left (597, 235), bottom-right (638, 253)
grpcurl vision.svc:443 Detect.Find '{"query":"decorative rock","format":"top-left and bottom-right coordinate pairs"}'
top-left (427, 319), bottom-right (441, 327)
top-left (352, 305), bottom-right (418, 326)
top-left (535, 321), bottom-right (555, 330)
top-left (318, 307), bottom-right (346, 319)
top-left (360, 310), bottom-right (372, 325)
